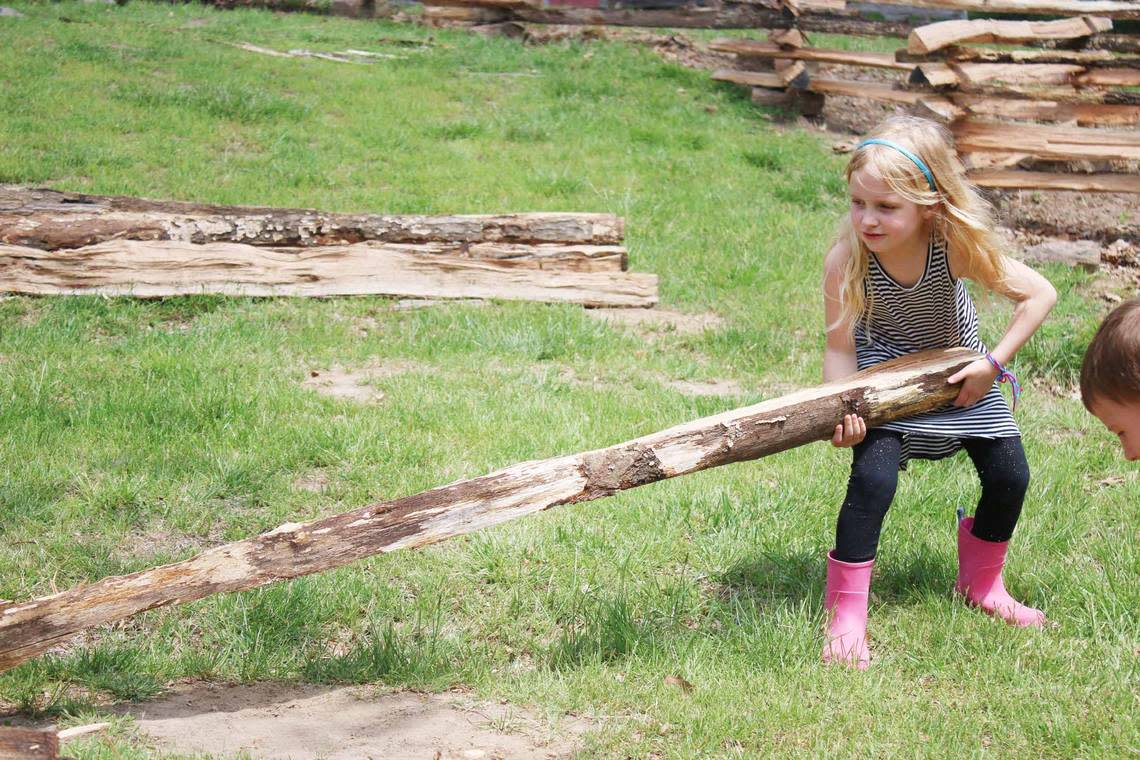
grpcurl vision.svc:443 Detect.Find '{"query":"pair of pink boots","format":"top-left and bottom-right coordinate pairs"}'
top-left (822, 516), bottom-right (1045, 670)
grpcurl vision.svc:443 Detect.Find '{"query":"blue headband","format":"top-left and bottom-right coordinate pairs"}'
top-left (857, 138), bottom-right (937, 192)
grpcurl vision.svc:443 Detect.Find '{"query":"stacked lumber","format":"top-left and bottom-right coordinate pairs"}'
top-left (0, 187), bottom-right (657, 306)
top-left (710, 11), bottom-right (1140, 193)
top-left (419, 0), bottom-right (1140, 34)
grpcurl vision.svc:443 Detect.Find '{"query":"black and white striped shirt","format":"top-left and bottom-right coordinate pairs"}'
top-left (854, 236), bottom-right (1020, 465)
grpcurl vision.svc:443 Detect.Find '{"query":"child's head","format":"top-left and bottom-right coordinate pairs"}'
top-left (1080, 298), bottom-right (1140, 461)
top-left (832, 116), bottom-right (1010, 333)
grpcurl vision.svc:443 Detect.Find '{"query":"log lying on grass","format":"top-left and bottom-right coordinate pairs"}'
top-left (0, 347), bottom-right (978, 673)
top-left (0, 186), bottom-right (625, 249)
top-left (0, 240), bottom-right (654, 306)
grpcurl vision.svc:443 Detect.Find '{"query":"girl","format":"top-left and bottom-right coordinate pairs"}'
top-left (821, 116), bottom-right (1057, 670)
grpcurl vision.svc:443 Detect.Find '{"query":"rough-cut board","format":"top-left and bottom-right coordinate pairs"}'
top-left (949, 95), bottom-right (1140, 127)
top-left (909, 66), bottom-right (1140, 102)
top-left (713, 70), bottom-right (926, 105)
top-left (867, 0), bottom-right (1139, 20)
top-left (952, 120), bottom-right (1140, 162)
top-left (0, 728), bottom-right (58, 760)
top-left (0, 186), bottom-right (625, 249)
top-left (908, 16), bottom-right (1113, 54)
top-left (709, 38), bottom-right (912, 70)
top-left (0, 240), bottom-right (657, 306)
top-left (897, 46), bottom-right (1137, 67)
top-left (0, 348), bottom-right (979, 674)
top-left (968, 170), bottom-right (1140, 194)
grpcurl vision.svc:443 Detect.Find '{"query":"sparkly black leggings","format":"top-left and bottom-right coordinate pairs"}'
top-left (833, 429), bottom-right (1030, 563)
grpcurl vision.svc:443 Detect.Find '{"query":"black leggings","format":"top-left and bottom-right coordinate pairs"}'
top-left (833, 430), bottom-right (1030, 563)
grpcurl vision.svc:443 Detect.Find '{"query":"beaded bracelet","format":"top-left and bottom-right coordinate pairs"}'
top-left (985, 352), bottom-right (1021, 411)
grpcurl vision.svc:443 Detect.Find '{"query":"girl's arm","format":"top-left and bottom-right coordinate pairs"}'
top-left (947, 252), bottom-right (1058, 407)
top-left (824, 241), bottom-right (867, 446)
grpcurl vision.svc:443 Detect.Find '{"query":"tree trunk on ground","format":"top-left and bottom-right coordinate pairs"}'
top-left (0, 347), bottom-right (978, 674)
top-left (0, 186), bottom-right (625, 249)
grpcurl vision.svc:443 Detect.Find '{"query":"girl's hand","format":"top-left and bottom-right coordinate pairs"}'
top-left (947, 358), bottom-right (1000, 407)
top-left (831, 414), bottom-right (866, 448)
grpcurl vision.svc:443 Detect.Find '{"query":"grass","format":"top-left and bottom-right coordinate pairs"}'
top-left (0, 3), bottom-right (1138, 758)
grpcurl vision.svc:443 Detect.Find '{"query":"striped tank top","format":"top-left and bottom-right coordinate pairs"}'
top-left (854, 235), bottom-right (1019, 466)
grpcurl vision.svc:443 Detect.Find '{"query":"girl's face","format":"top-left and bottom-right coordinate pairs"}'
top-left (848, 167), bottom-right (932, 260)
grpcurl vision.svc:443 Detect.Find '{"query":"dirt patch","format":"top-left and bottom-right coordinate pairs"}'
top-left (586, 307), bottom-right (724, 336)
top-left (112, 682), bottom-right (590, 760)
top-left (666, 378), bottom-right (744, 397)
top-left (301, 361), bottom-right (428, 403)
top-left (292, 468), bottom-right (332, 493)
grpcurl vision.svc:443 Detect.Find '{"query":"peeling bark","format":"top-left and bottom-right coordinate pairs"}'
top-left (0, 348), bottom-right (978, 673)
top-left (0, 186), bottom-right (625, 249)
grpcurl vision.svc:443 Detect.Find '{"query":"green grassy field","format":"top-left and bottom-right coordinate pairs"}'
top-left (0, 3), bottom-right (1137, 757)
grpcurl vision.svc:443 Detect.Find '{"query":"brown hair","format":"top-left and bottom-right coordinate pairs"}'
top-left (1080, 297), bottom-right (1140, 410)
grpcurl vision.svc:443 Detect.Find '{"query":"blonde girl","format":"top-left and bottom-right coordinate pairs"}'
top-left (821, 116), bottom-right (1057, 670)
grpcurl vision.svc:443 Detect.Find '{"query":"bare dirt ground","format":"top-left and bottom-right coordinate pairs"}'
top-left (107, 682), bottom-right (591, 759)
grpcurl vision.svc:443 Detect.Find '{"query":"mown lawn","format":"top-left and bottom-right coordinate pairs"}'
top-left (0, 3), bottom-right (1137, 757)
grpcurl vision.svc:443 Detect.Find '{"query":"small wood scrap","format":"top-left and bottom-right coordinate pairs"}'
top-left (907, 16), bottom-right (1113, 55)
top-left (0, 187), bottom-right (656, 307)
top-left (0, 727), bottom-right (59, 760)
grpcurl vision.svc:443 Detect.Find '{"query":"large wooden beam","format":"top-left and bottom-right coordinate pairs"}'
top-left (0, 186), bottom-right (625, 249)
top-left (0, 348), bottom-right (978, 674)
top-left (0, 240), bottom-right (656, 306)
top-left (0, 728), bottom-right (58, 760)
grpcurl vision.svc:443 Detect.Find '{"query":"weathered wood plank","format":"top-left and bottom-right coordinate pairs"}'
top-left (0, 240), bottom-right (657, 306)
top-left (897, 46), bottom-right (1138, 67)
top-left (968, 169), bottom-right (1140, 194)
top-left (952, 120), bottom-right (1140, 162)
top-left (0, 186), bottom-right (625, 249)
top-left (908, 16), bottom-right (1113, 55)
top-left (949, 94), bottom-right (1140, 127)
top-left (0, 348), bottom-right (979, 673)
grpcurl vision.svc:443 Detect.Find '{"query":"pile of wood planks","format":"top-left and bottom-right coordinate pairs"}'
top-left (710, 8), bottom-right (1140, 193)
top-left (419, 0), bottom-right (1139, 37)
top-left (0, 187), bottom-right (658, 306)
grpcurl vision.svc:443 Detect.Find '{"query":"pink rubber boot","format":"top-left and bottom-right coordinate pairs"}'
top-left (955, 516), bottom-right (1045, 628)
top-left (822, 551), bottom-right (873, 670)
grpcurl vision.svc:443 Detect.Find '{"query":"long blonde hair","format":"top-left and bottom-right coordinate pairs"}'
top-left (834, 116), bottom-right (1010, 336)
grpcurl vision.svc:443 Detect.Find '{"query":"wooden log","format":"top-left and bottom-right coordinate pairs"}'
top-left (0, 348), bottom-right (980, 674)
top-left (952, 120), bottom-right (1140, 162)
top-left (0, 728), bottom-right (58, 760)
top-left (865, 0), bottom-right (1140, 20)
top-left (908, 16), bottom-right (1113, 55)
top-left (768, 27), bottom-right (806, 48)
top-left (968, 169), bottom-right (1140, 194)
top-left (505, 5), bottom-right (913, 35)
top-left (0, 240), bottom-right (657, 307)
top-left (709, 38), bottom-right (912, 70)
top-left (0, 187), bottom-right (625, 249)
